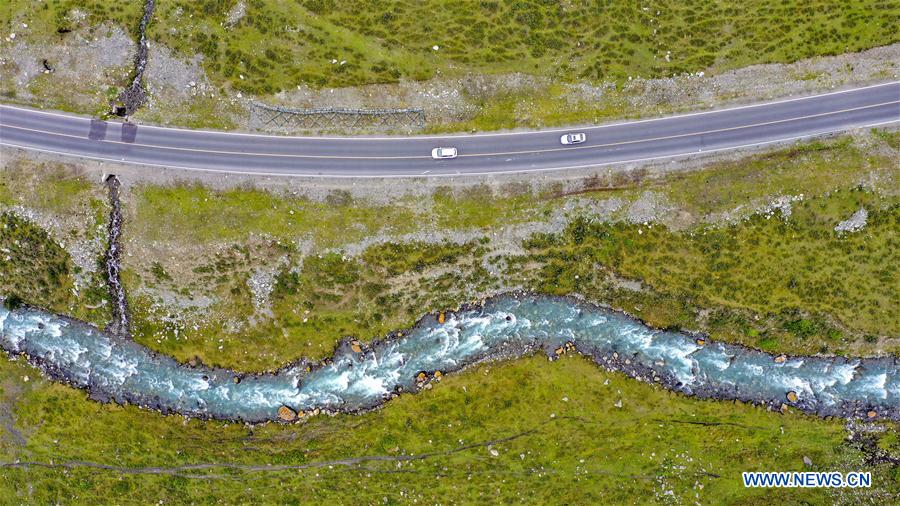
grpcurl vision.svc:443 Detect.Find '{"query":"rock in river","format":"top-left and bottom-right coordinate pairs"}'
top-left (278, 405), bottom-right (297, 421)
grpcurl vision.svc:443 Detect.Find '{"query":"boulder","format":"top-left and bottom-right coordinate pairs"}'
top-left (438, 312), bottom-right (446, 324)
top-left (695, 338), bottom-right (706, 346)
top-left (867, 410), bottom-right (877, 419)
top-left (774, 355), bottom-right (787, 364)
top-left (786, 391), bottom-right (799, 403)
top-left (277, 405), bottom-right (297, 422)
top-left (350, 340), bottom-right (362, 353)
top-left (434, 370), bottom-right (443, 380)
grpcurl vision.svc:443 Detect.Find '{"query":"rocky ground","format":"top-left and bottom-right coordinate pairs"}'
top-left (0, 22), bottom-right (133, 114)
top-left (244, 43), bottom-right (900, 133)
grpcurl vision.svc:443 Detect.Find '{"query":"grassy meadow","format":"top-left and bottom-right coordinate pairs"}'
top-left (150, 0), bottom-right (899, 94)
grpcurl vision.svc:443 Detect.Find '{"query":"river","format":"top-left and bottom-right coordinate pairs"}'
top-left (1, 294), bottom-right (897, 422)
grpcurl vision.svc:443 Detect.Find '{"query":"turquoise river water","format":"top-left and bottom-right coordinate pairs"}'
top-left (1, 294), bottom-right (897, 422)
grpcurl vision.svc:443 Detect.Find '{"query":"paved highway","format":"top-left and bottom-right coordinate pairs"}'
top-left (1, 82), bottom-right (898, 177)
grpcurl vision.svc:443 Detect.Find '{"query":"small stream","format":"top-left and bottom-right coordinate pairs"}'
top-left (103, 175), bottom-right (129, 336)
top-left (114, 0), bottom-right (155, 115)
top-left (1, 294), bottom-right (897, 422)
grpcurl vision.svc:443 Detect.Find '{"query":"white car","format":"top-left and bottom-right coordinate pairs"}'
top-left (560, 132), bottom-right (587, 145)
top-left (431, 147), bottom-right (458, 159)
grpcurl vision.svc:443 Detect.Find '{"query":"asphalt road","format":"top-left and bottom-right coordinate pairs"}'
top-left (1, 82), bottom-right (898, 177)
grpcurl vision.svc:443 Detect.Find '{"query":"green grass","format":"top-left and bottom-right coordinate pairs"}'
top-left (2, 352), bottom-right (896, 503)
top-left (133, 184), bottom-right (420, 248)
top-left (0, 212), bottom-right (74, 309)
top-left (657, 138), bottom-right (883, 217)
top-left (0, 161), bottom-right (96, 215)
top-left (0, 0), bottom-right (142, 42)
top-left (150, 0), bottom-right (899, 97)
top-left (0, 180), bottom-right (12, 206)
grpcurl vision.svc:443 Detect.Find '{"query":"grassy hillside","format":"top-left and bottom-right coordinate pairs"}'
top-left (151, 0), bottom-right (899, 95)
top-left (3, 1), bottom-right (897, 130)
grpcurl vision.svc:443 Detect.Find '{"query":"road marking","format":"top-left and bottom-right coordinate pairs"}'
top-left (2, 101), bottom-right (897, 160)
top-left (3, 119), bottom-right (896, 178)
top-left (2, 80), bottom-right (896, 140)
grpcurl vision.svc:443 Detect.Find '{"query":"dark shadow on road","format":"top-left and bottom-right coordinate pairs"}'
top-left (121, 123), bottom-right (138, 143)
top-left (88, 119), bottom-right (108, 141)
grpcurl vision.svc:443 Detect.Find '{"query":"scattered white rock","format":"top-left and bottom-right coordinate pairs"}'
top-left (762, 195), bottom-right (803, 220)
top-left (225, 0), bottom-right (247, 26)
top-left (834, 207), bottom-right (868, 233)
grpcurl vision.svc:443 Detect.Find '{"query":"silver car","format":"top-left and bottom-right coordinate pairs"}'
top-left (560, 132), bottom-right (587, 145)
top-left (431, 147), bottom-right (458, 159)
